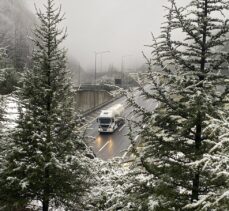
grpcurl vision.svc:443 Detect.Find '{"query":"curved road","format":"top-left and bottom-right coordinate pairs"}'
top-left (84, 93), bottom-right (157, 160)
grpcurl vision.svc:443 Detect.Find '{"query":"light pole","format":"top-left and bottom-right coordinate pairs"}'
top-left (121, 55), bottom-right (132, 86)
top-left (94, 51), bottom-right (110, 85)
top-left (94, 50), bottom-right (110, 107)
top-left (78, 63), bottom-right (81, 86)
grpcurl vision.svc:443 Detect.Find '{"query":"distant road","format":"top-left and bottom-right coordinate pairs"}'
top-left (84, 91), bottom-right (157, 160)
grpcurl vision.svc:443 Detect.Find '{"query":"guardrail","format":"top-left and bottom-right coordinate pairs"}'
top-left (76, 84), bottom-right (117, 92)
top-left (82, 94), bottom-right (123, 117)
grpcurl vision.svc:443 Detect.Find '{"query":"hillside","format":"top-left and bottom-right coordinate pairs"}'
top-left (0, 0), bottom-right (35, 70)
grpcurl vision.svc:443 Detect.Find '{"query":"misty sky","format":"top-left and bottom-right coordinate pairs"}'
top-left (25, 0), bottom-right (170, 71)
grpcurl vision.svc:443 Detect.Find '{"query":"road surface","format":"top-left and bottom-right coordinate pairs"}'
top-left (84, 92), bottom-right (157, 160)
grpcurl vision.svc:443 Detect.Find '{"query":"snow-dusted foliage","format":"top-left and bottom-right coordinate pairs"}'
top-left (195, 109), bottom-right (229, 210)
top-left (0, 48), bottom-right (6, 116)
top-left (82, 158), bottom-right (128, 210)
top-left (83, 158), bottom-right (150, 211)
top-left (83, 158), bottom-right (158, 211)
top-left (0, 48), bottom-right (6, 169)
top-left (0, 48), bottom-right (13, 171)
top-left (0, 1), bottom-right (91, 210)
top-left (0, 46), bottom-right (17, 95)
top-left (126, 0), bottom-right (229, 210)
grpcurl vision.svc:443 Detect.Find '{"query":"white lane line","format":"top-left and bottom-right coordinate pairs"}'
top-left (134, 135), bottom-right (140, 141)
top-left (119, 124), bottom-right (126, 132)
top-left (122, 135), bottom-right (139, 159)
top-left (87, 116), bottom-right (95, 120)
top-left (98, 141), bottom-right (109, 152)
top-left (78, 117), bottom-right (97, 131)
top-left (89, 117), bottom-right (97, 124)
top-left (122, 152), bottom-right (128, 159)
top-left (122, 135), bottom-right (140, 159)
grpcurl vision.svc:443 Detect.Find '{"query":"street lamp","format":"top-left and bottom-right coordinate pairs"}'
top-left (121, 55), bottom-right (132, 85)
top-left (94, 50), bottom-right (110, 108)
top-left (94, 51), bottom-right (110, 85)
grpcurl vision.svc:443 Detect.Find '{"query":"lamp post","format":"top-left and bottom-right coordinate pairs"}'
top-left (121, 55), bottom-right (132, 86)
top-left (78, 63), bottom-right (81, 86)
top-left (94, 51), bottom-right (110, 85)
top-left (94, 50), bottom-right (110, 107)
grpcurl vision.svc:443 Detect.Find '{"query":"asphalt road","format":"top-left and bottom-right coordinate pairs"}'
top-left (84, 91), bottom-right (157, 160)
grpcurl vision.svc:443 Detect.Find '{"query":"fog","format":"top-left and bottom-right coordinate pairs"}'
top-left (24, 0), bottom-right (170, 71)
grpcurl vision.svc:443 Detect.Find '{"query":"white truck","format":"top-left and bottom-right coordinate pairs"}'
top-left (97, 104), bottom-right (125, 133)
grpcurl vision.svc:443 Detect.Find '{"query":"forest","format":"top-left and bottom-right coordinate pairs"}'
top-left (0, 0), bottom-right (229, 210)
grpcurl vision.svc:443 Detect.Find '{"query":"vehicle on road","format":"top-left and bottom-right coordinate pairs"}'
top-left (97, 104), bottom-right (125, 133)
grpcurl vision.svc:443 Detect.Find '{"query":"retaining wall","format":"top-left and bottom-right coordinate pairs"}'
top-left (74, 90), bottom-right (113, 113)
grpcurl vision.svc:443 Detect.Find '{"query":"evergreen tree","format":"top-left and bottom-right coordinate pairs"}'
top-left (0, 1), bottom-right (90, 210)
top-left (82, 158), bottom-right (128, 210)
top-left (0, 48), bottom-right (17, 95)
top-left (0, 48), bottom-right (5, 120)
top-left (84, 157), bottom-right (159, 211)
top-left (0, 48), bottom-right (6, 168)
top-left (127, 0), bottom-right (229, 210)
top-left (0, 48), bottom-right (12, 169)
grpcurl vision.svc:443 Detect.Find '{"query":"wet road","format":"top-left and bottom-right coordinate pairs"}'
top-left (84, 92), bottom-right (157, 160)
top-left (84, 97), bottom-right (132, 160)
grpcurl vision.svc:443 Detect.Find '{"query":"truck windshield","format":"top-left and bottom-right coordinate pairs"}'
top-left (99, 118), bottom-right (112, 124)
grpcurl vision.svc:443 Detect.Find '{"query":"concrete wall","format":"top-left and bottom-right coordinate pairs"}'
top-left (74, 90), bottom-right (113, 112)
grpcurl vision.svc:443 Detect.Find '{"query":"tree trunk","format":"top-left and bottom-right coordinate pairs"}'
top-left (191, 173), bottom-right (200, 202)
top-left (191, 0), bottom-right (208, 203)
top-left (191, 113), bottom-right (202, 202)
top-left (43, 167), bottom-right (50, 211)
top-left (42, 199), bottom-right (49, 211)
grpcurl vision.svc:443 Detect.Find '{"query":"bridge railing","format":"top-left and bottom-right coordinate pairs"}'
top-left (75, 84), bottom-right (117, 92)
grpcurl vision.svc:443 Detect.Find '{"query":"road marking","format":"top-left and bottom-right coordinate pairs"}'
top-left (78, 117), bottom-right (97, 131)
top-left (89, 117), bottom-right (97, 125)
top-left (122, 135), bottom-right (140, 159)
top-left (134, 135), bottom-right (140, 141)
top-left (98, 141), bottom-right (109, 152)
top-left (119, 124), bottom-right (126, 132)
top-left (122, 152), bottom-right (128, 159)
top-left (88, 116), bottom-right (95, 120)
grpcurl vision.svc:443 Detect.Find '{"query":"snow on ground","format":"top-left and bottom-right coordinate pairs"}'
top-left (29, 201), bottom-right (65, 211)
top-left (3, 95), bottom-right (18, 129)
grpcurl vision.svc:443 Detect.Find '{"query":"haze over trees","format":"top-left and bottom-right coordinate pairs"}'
top-left (0, 0), bottom-right (85, 90)
top-left (0, 0), bottom-right (34, 71)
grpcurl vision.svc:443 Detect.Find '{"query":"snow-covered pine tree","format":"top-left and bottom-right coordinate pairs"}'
top-left (82, 158), bottom-right (128, 210)
top-left (83, 157), bottom-right (158, 210)
top-left (0, 1), bottom-right (91, 210)
top-left (0, 48), bottom-right (12, 170)
top-left (0, 48), bottom-right (5, 123)
top-left (0, 48), bottom-right (6, 168)
top-left (127, 0), bottom-right (229, 209)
